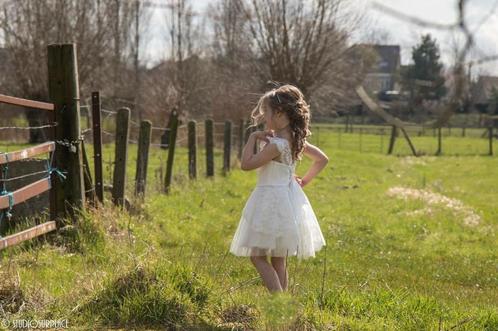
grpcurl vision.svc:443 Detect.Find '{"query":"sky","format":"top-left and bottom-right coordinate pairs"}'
top-left (354, 0), bottom-right (498, 76)
top-left (141, 0), bottom-right (498, 76)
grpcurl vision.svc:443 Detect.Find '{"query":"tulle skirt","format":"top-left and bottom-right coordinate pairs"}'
top-left (229, 179), bottom-right (326, 259)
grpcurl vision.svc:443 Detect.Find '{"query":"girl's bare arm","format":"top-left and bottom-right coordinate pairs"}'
top-left (240, 132), bottom-right (280, 171)
top-left (300, 141), bottom-right (329, 186)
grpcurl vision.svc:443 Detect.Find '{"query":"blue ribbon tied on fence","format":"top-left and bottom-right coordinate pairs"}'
top-left (0, 189), bottom-right (14, 218)
top-left (45, 159), bottom-right (68, 182)
top-left (0, 189), bottom-right (14, 238)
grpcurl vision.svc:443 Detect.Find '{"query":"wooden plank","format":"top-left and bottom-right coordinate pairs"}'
top-left (48, 43), bottom-right (85, 223)
top-left (135, 120), bottom-right (152, 197)
top-left (0, 221), bottom-right (57, 250)
top-left (165, 108), bottom-right (179, 193)
top-left (223, 120), bottom-right (232, 175)
top-left (0, 177), bottom-right (51, 209)
top-left (112, 107), bottom-right (130, 206)
top-left (0, 141), bottom-right (55, 165)
top-left (0, 94), bottom-right (54, 111)
top-left (92, 91), bottom-right (104, 204)
top-left (238, 119), bottom-right (244, 160)
top-left (81, 140), bottom-right (96, 206)
top-left (188, 120), bottom-right (197, 180)
top-left (205, 118), bottom-right (214, 178)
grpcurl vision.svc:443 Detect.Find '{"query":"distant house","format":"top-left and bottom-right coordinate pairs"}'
top-left (473, 75), bottom-right (498, 113)
top-left (342, 44), bottom-right (402, 118)
top-left (362, 45), bottom-right (401, 94)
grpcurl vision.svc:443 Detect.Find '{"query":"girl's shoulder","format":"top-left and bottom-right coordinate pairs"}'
top-left (270, 136), bottom-right (292, 151)
top-left (269, 136), bottom-right (295, 165)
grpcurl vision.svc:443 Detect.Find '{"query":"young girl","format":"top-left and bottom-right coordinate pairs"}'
top-left (229, 84), bottom-right (329, 293)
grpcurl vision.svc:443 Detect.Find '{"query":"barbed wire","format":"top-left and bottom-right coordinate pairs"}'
top-left (0, 123), bottom-right (58, 131)
top-left (102, 130), bottom-right (115, 137)
top-left (149, 143), bottom-right (169, 147)
top-left (0, 169), bottom-right (50, 182)
top-left (100, 109), bottom-right (117, 115)
top-left (0, 141), bottom-right (65, 223)
top-left (55, 137), bottom-right (84, 153)
top-left (151, 126), bottom-right (169, 131)
top-left (129, 119), bottom-right (140, 128)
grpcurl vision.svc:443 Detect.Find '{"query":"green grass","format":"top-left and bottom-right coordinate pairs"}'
top-left (0, 128), bottom-right (497, 330)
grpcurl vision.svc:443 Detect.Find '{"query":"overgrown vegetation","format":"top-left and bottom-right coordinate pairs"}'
top-left (0, 130), bottom-right (497, 330)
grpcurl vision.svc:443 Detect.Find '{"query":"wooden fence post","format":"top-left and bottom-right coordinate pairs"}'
top-left (238, 119), bottom-right (244, 160)
top-left (112, 107), bottom-right (130, 206)
top-left (359, 127), bottom-right (363, 152)
top-left (188, 120), bottom-right (197, 179)
top-left (489, 126), bottom-right (493, 156)
top-left (380, 128), bottom-right (385, 153)
top-left (436, 127), bottom-right (442, 155)
top-left (164, 108), bottom-right (179, 193)
top-left (47, 43), bottom-right (84, 225)
top-left (135, 120), bottom-right (151, 198)
top-left (338, 127), bottom-right (342, 149)
top-left (81, 140), bottom-right (95, 206)
top-left (91, 91), bottom-right (104, 205)
top-left (205, 119), bottom-right (214, 177)
top-left (223, 120), bottom-right (232, 175)
top-left (387, 125), bottom-right (396, 155)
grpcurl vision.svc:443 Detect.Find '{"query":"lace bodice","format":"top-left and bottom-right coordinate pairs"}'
top-left (256, 136), bottom-right (296, 187)
top-left (259, 136), bottom-right (295, 166)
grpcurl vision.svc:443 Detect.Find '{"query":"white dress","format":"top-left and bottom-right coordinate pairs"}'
top-left (229, 136), bottom-right (326, 259)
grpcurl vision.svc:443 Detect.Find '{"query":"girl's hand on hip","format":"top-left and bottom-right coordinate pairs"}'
top-left (294, 175), bottom-right (306, 187)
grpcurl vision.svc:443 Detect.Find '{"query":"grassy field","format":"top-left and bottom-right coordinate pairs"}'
top-left (0, 129), bottom-right (497, 330)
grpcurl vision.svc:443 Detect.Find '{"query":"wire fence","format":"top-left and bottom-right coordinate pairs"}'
top-left (310, 124), bottom-right (496, 156)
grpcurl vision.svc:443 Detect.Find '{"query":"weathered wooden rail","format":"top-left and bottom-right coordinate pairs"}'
top-left (1, 43), bottom-right (85, 251)
top-left (0, 97), bottom-right (57, 251)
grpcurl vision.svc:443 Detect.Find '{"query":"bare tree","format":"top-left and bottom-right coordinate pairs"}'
top-left (0, 0), bottom-right (139, 142)
top-left (204, 0), bottom-right (261, 121)
top-left (161, 0), bottom-right (207, 119)
top-left (242, 0), bottom-right (362, 97)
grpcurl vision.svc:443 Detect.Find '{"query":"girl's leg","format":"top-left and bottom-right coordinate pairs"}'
top-left (250, 255), bottom-right (283, 293)
top-left (270, 256), bottom-right (288, 291)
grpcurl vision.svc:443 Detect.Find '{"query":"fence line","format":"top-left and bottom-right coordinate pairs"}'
top-left (0, 139), bottom-right (60, 250)
top-left (313, 124), bottom-right (495, 156)
top-left (0, 44), bottom-right (87, 251)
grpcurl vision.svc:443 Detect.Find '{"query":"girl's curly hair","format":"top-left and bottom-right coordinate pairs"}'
top-left (249, 84), bottom-right (312, 163)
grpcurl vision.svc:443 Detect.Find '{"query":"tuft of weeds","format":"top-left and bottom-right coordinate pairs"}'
top-left (75, 261), bottom-right (216, 329)
top-left (170, 264), bottom-right (211, 310)
top-left (216, 303), bottom-right (259, 330)
top-left (48, 207), bottom-right (106, 254)
top-left (0, 267), bottom-right (52, 320)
